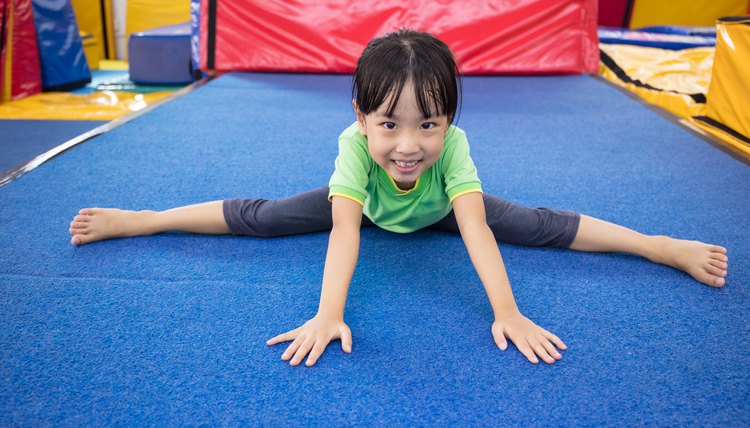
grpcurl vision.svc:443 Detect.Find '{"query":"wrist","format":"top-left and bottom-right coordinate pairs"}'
top-left (493, 305), bottom-right (521, 320)
top-left (315, 307), bottom-right (344, 321)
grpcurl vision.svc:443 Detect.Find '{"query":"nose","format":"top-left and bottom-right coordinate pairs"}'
top-left (395, 135), bottom-right (419, 156)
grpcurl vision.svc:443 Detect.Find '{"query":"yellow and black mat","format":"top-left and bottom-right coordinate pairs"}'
top-left (690, 17), bottom-right (750, 157)
top-left (599, 17), bottom-right (750, 158)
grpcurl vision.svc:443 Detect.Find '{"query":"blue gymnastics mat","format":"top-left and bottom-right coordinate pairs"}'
top-left (1, 73), bottom-right (748, 425)
top-left (0, 119), bottom-right (105, 174)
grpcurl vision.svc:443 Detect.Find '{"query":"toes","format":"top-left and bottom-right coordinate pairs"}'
top-left (71, 235), bottom-right (86, 246)
top-left (698, 264), bottom-right (727, 288)
top-left (704, 265), bottom-right (727, 278)
top-left (710, 251), bottom-right (729, 262)
top-left (709, 259), bottom-right (728, 270)
top-left (74, 215), bottom-right (91, 222)
top-left (70, 221), bottom-right (89, 231)
top-left (710, 245), bottom-right (728, 254)
top-left (696, 271), bottom-right (726, 288)
top-left (79, 208), bottom-right (97, 215)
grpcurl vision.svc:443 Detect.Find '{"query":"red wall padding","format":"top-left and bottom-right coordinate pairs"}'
top-left (598, 0), bottom-right (633, 27)
top-left (1, 0), bottom-right (41, 101)
top-left (200, 0), bottom-right (599, 75)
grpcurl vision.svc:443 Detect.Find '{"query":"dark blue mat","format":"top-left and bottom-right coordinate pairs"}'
top-left (0, 119), bottom-right (105, 174)
top-left (1, 73), bottom-right (748, 425)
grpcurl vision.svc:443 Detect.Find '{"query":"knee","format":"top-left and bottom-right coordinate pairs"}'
top-left (225, 198), bottom-right (283, 237)
top-left (533, 208), bottom-right (580, 248)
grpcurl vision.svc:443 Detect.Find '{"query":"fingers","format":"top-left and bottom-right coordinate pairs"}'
top-left (280, 336), bottom-right (304, 362)
top-left (528, 338), bottom-right (554, 364)
top-left (542, 330), bottom-right (567, 351)
top-left (283, 335), bottom-right (337, 367)
top-left (498, 321), bottom-right (566, 364)
top-left (340, 326), bottom-right (353, 353)
top-left (534, 335), bottom-right (562, 363)
top-left (492, 325), bottom-right (508, 351)
top-left (270, 329), bottom-right (345, 367)
top-left (515, 336), bottom-right (563, 365)
top-left (266, 328), bottom-right (299, 346)
top-left (290, 336), bottom-right (316, 366)
top-left (515, 340), bottom-right (540, 364)
top-left (305, 339), bottom-right (329, 367)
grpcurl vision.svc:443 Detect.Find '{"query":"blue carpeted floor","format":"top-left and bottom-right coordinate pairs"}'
top-left (1, 73), bottom-right (748, 425)
top-left (0, 119), bottom-right (105, 174)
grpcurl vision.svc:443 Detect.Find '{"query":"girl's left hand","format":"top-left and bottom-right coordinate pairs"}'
top-left (492, 311), bottom-right (567, 364)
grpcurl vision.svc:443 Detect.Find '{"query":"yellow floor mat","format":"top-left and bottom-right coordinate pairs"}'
top-left (0, 91), bottom-right (173, 121)
top-left (598, 43), bottom-right (714, 119)
top-left (0, 60), bottom-right (179, 121)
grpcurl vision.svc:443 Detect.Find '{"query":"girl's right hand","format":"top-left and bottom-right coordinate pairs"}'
top-left (266, 315), bottom-right (352, 367)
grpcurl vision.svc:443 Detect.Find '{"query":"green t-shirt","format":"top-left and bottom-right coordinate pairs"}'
top-left (328, 122), bottom-right (483, 233)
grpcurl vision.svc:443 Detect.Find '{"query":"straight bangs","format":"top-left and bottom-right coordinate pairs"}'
top-left (353, 43), bottom-right (411, 118)
top-left (353, 29), bottom-right (461, 124)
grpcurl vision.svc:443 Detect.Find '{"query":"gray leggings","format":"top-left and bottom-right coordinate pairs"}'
top-left (224, 186), bottom-right (580, 248)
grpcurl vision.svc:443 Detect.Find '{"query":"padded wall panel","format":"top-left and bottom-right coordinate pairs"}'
top-left (190, 0), bottom-right (200, 77)
top-left (199, 0), bottom-right (599, 75)
top-left (1, 0), bottom-right (42, 101)
top-left (126, 0), bottom-right (189, 60)
top-left (598, 0), bottom-right (633, 27)
top-left (630, 0), bottom-right (749, 28)
top-left (31, 0), bottom-right (90, 91)
top-left (71, 0), bottom-right (116, 61)
top-left (692, 17), bottom-right (750, 156)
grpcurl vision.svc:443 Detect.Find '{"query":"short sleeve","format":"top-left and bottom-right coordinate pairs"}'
top-left (440, 127), bottom-right (483, 203)
top-left (328, 127), bottom-right (370, 205)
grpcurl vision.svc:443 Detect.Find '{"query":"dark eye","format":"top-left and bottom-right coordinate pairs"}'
top-left (383, 122), bottom-right (396, 130)
top-left (421, 122), bottom-right (436, 130)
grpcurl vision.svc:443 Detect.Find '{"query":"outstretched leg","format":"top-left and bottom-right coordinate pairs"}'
top-left (69, 201), bottom-right (230, 245)
top-left (69, 186), bottom-right (374, 246)
top-left (430, 195), bottom-right (729, 287)
top-left (430, 194), bottom-right (580, 248)
top-left (570, 215), bottom-right (728, 287)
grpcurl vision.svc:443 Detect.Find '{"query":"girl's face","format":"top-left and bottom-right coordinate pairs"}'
top-left (354, 80), bottom-right (448, 191)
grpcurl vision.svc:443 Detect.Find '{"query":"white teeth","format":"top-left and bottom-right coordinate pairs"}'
top-left (394, 160), bottom-right (418, 167)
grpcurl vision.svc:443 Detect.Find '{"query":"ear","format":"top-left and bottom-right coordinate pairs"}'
top-left (352, 100), bottom-right (367, 136)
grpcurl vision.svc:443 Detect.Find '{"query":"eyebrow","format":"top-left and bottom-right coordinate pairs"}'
top-left (375, 112), bottom-right (435, 120)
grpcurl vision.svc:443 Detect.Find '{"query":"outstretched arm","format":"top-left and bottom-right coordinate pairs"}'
top-left (452, 192), bottom-right (567, 364)
top-left (267, 196), bottom-right (363, 366)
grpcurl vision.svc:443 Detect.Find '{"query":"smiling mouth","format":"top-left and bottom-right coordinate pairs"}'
top-left (392, 159), bottom-right (420, 173)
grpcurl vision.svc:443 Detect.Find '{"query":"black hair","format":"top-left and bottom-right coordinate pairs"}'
top-left (353, 28), bottom-right (461, 125)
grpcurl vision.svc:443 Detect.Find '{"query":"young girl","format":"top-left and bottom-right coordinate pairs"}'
top-left (68, 29), bottom-right (729, 367)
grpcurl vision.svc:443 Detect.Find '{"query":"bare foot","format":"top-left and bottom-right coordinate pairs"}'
top-left (654, 237), bottom-right (729, 287)
top-left (69, 208), bottom-right (150, 246)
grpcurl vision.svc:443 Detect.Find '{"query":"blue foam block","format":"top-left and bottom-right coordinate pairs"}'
top-left (129, 23), bottom-right (194, 85)
top-left (32, 0), bottom-right (91, 91)
top-left (638, 25), bottom-right (717, 38)
top-left (598, 27), bottom-right (716, 50)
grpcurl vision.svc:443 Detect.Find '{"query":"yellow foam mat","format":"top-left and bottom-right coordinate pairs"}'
top-left (698, 17), bottom-right (750, 145)
top-left (125, 0), bottom-right (190, 60)
top-left (99, 59), bottom-right (128, 70)
top-left (0, 91), bottom-right (173, 121)
top-left (599, 43), bottom-right (714, 119)
top-left (630, 0), bottom-right (748, 28)
top-left (688, 118), bottom-right (750, 157)
top-left (71, 0), bottom-right (116, 61)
